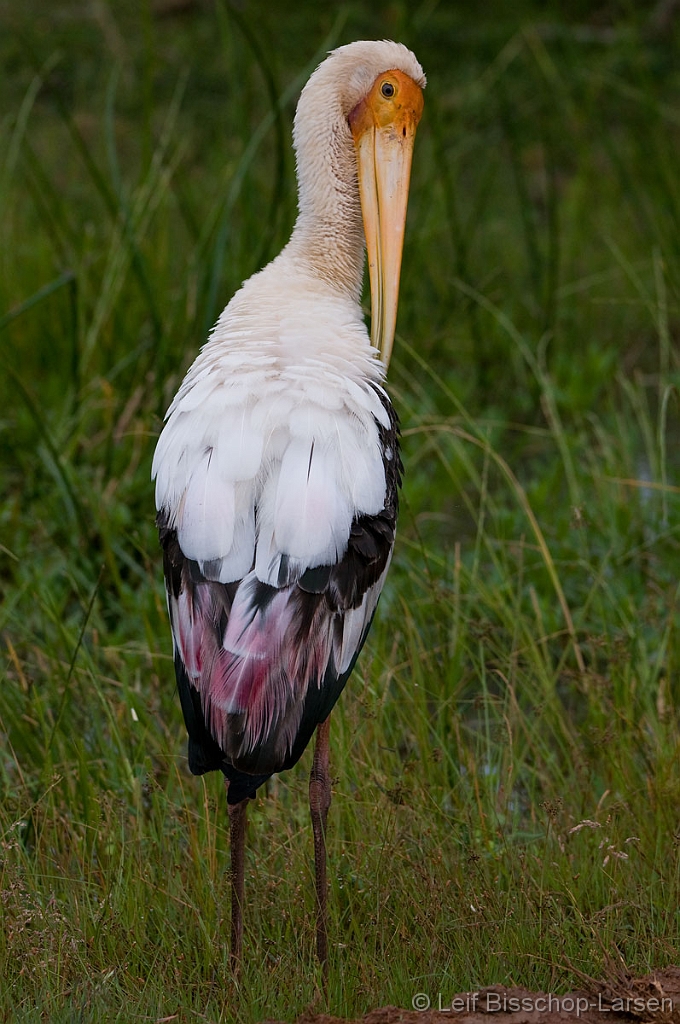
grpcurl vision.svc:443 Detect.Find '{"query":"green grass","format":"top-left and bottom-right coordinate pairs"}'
top-left (1, 1), bottom-right (680, 1020)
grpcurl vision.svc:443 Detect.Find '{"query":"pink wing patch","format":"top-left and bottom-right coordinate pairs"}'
top-left (170, 570), bottom-right (335, 767)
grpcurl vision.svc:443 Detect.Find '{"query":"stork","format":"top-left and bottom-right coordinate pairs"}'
top-left (152, 39), bottom-right (425, 968)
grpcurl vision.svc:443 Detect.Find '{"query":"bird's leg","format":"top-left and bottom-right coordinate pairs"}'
top-left (309, 716), bottom-right (332, 968)
top-left (226, 782), bottom-right (248, 971)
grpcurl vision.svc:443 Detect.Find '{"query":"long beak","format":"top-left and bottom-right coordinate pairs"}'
top-left (350, 70), bottom-right (424, 368)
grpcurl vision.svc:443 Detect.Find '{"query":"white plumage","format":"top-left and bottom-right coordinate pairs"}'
top-left (152, 266), bottom-right (391, 586)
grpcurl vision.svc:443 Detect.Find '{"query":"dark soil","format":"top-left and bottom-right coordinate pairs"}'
top-left (282, 967), bottom-right (680, 1024)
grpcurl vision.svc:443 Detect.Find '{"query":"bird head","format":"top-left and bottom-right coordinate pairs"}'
top-left (348, 62), bottom-right (424, 368)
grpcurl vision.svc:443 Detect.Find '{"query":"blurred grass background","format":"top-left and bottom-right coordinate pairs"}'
top-left (1, 0), bottom-right (679, 1020)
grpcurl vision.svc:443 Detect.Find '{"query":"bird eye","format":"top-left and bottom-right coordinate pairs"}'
top-left (381, 81), bottom-right (395, 98)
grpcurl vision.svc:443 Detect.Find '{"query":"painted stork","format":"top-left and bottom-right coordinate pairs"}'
top-left (152, 39), bottom-right (425, 967)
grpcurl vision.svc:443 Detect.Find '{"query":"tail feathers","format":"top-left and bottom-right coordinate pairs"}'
top-left (223, 766), bottom-right (272, 804)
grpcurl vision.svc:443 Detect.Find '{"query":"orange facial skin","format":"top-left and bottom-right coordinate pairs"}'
top-left (349, 69), bottom-right (424, 139)
top-left (348, 71), bottom-right (424, 367)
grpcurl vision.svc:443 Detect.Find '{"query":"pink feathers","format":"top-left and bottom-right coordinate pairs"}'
top-left (170, 570), bottom-right (334, 765)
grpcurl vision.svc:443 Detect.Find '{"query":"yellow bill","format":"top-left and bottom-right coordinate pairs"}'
top-left (349, 69), bottom-right (424, 368)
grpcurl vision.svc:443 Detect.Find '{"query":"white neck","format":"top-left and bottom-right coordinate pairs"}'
top-left (282, 83), bottom-right (366, 300)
